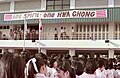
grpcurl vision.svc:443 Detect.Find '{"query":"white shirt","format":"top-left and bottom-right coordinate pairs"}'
top-left (46, 66), bottom-right (52, 77)
top-left (50, 68), bottom-right (58, 78)
top-left (96, 68), bottom-right (107, 78)
top-left (61, 29), bottom-right (64, 33)
top-left (78, 72), bottom-right (99, 78)
top-left (106, 69), bottom-right (114, 78)
top-left (36, 30), bottom-right (39, 34)
top-left (72, 29), bottom-right (74, 33)
top-left (116, 69), bottom-right (120, 75)
top-left (35, 73), bottom-right (48, 78)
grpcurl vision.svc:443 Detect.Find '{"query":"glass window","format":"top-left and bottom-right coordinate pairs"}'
top-left (63, 5), bottom-right (70, 10)
top-left (63, 0), bottom-right (70, 4)
top-left (47, 6), bottom-right (54, 10)
top-left (55, 6), bottom-right (62, 10)
top-left (47, 1), bottom-right (54, 5)
top-left (46, 0), bottom-right (70, 10)
top-left (55, 0), bottom-right (62, 5)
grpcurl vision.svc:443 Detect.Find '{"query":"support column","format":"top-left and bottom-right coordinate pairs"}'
top-left (70, 0), bottom-right (75, 9)
top-left (41, 0), bottom-right (46, 10)
top-left (41, 49), bottom-right (47, 55)
top-left (10, 1), bottom-right (15, 12)
top-left (2, 49), bottom-right (5, 54)
top-left (2, 49), bottom-right (9, 54)
top-left (69, 49), bottom-right (75, 56)
top-left (108, 22), bottom-right (115, 40)
top-left (108, 49), bottom-right (114, 58)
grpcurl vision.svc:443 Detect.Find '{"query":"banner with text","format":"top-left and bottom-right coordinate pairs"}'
top-left (4, 9), bottom-right (107, 21)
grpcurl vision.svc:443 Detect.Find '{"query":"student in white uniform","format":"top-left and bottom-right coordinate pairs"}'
top-left (58, 60), bottom-right (76, 78)
top-left (95, 59), bottom-right (107, 78)
top-left (78, 59), bottom-right (99, 78)
top-left (49, 59), bottom-right (58, 78)
top-left (25, 56), bottom-right (48, 78)
top-left (116, 63), bottom-right (120, 78)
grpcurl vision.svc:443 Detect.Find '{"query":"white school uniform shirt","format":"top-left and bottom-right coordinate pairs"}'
top-left (96, 68), bottom-right (107, 78)
top-left (46, 66), bottom-right (53, 77)
top-left (116, 69), bottom-right (120, 75)
top-left (78, 72), bottom-right (99, 78)
top-left (72, 29), bottom-right (74, 33)
top-left (61, 29), bottom-right (64, 33)
top-left (50, 68), bottom-right (58, 78)
top-left (106, 69), bottom-right (114, 78)
top-left (76, 75), bottom-right (80, 78)
top-left (35, 73), bottom-right (49, 78)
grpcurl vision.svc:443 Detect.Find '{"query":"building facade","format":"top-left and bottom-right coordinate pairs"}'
top-left (0, 0), bottom-right (120, 58)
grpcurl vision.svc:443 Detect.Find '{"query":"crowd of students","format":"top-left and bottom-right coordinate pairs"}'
top-left (0, 28), bottom-right (39, 40)
top-left (0, 26), bottom-right (76, 40)
top-left (0, 50), bottom-right (120, 78)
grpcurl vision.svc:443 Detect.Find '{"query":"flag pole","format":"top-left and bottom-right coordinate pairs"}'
top-left (38, 19), bottom-right (42, 53)
top-left (23, 17), bottom-right (27, 51)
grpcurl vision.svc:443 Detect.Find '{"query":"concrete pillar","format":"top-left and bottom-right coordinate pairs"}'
top-left (108, 49), bottom-right (114, 58)
top-left (108, 0), bottom-right (114, 7)
top-left (41, 0), bottom-right (46, 10)
top-left (2, 49), bottom-right (9, 54)
top-left (2, 49), bottom-right (5, 54)
top-left (10, 1), bottom-right (15, 12)
top-left (41, 49), bottom-right (47, 55)
top-left (69, 49), bottom-right (75, 56)
top-left (70, 0), bottom-right (75, 9)
top-left (108, 22), bottom-right (115, 40)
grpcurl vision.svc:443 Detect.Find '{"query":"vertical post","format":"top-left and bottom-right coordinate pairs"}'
top-left (23, 18), bottom-right (27, 51)
top-left (38, 30), bottom-right (41, 53)
top-left (38, 19), bottom-right (42, 53)
top-left (108, 49), bottom-right (114, 58)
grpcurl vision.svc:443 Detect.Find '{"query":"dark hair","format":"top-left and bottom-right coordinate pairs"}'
top-left (0, 53), bottom-right (25, 78)
top-left (85, 59), bottom-right (98, 74)
top-left (27, 55), bottom-right (45, 78)
top-left (75, 61), bottom-right (84, 75)
top-left (35, 53), bottom-right (48, 65)
top-left (65, 54), bottom-right (71, 60)
top-left (49, 59), bottom-right (57, 68)
top-left (108, 59), bottom-right (113, 69)
top-left (98, 59), bottom-right (106, 68)
top-left (20, 50), bottom-right (31, 63)
top-left (59, 61), bottom-right (76, 78)
top-left (61, 27), bottom-right (63, 29)
top-left (55, 28), bottom-right (57, 30)
top-left (0, 60), bottom-right (6, 78)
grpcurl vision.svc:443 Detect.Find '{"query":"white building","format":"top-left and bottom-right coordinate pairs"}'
top-left (0, 0), bottom-right (120, 58)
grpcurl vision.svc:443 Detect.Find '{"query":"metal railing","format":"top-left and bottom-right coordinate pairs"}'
top-left (0, 32), bottom-right (112, 40)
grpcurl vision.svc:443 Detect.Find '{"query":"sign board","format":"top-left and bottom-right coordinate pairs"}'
top-left (4, 10), bottom-right (107, 21)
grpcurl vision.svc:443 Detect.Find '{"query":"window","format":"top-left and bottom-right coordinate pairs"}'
top-left (46, 0), bottom-right (70, 10)
top-left (77, 23), bottom-right (109, 40)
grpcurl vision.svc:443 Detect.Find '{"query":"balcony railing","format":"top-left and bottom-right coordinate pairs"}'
top-left (0, 32), bottom-right (112, 40)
